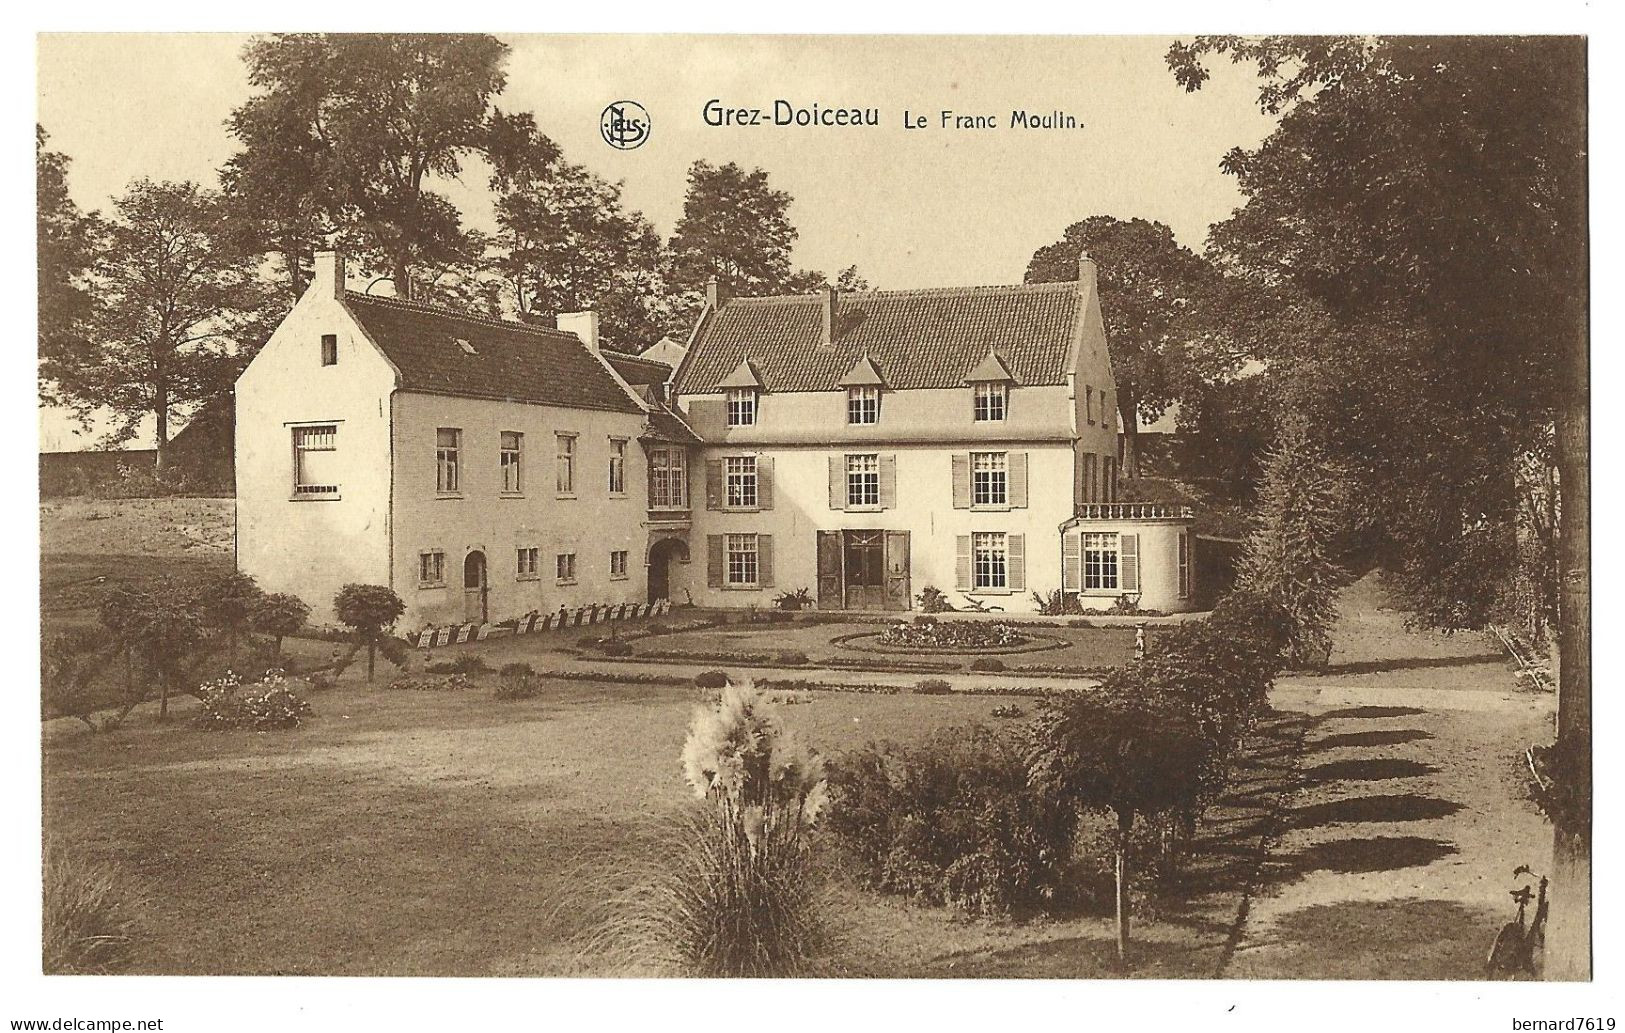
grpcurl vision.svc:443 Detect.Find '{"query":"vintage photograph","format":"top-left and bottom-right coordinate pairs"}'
top-left (34, 33), bottom-right (1589, 985)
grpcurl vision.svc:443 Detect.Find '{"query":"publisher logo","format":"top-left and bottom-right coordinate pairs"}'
top-left (600, 101), bottom-right (650, 150)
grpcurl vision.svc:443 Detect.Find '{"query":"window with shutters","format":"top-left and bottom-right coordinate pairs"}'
top-left (847, 453), bottom-right (880, 508)
top-left (435, 428), bottom-right (461, 494)
top-left (500, 432), bottom-right (523, 494)
top-left (555, 433), bottom-right (576, 495)
top-left (972, 381), bottom-right (1007, 422)
top-left (971, 451), bottom-right (1007, 507)
top-left (726, 456), bottom-right (758, 508)
top-left (726, 388), bottom-right (758, 426)
top-left (292, 424), bottom-right (339, 497)
top-left (418, 550), bottom-right (446, 588)
top-left (608, 438), bottom-right (627, 495)
top-left (516, 547), bottom-right (540, 580)
top-left (972, 532), bottom-right (1008, 590)
top-left (651, 447), bottom-right (688, 508)
top-left (725, 533), bottom-right (759, 587)
top-left (1083, 532), bottom-right (1120, 591)
top-left (847, 386), bottom-right (880, 424)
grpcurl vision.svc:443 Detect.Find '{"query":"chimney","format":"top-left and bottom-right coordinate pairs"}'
top-left (557, 311), bottom-right (601, 354)
top-left (819, 286), bottom-right (838, 349)
top-left (1077, 249), bottom-right (1098, 295)
top-left (706, 275), bottom-right (730, 310)
top-left (314, 250), bottom-right (346, 300)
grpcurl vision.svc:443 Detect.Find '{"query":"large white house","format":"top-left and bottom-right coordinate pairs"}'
top-left (235, 250), bottom-right (1197, 630)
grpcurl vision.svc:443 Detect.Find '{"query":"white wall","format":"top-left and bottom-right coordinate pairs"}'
top-left (236, 292), bottom-right (397, 626)
top-left (1069, 517), bottom-right (1198, 614)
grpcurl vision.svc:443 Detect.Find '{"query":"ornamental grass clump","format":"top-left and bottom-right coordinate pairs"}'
top-left (583, 680), bottom-right (830, 976)
top-left (42, 845), bottom-right (138, 974)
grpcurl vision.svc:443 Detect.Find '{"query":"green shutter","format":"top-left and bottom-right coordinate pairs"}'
top-left (1010, 452), bottom-right (1029, 508)
top-left (879, 453), bottom-right (897, 509)
top-left (1007, 534), bottom-right (1025, 592)
top-left (1120, 533), bottom-right (1140, 594)
top-left (758, 534), bottom-right (774, 588)
top-left (1062, 533), bottom-right (1081, 592)
top-left (956, 535), bottom-right (972, 591)
top-left (951, 454), bottom-right (970, 509)
top-left (757, 456), bottom-right (774, 510)
top-left (707, 535), bottom-right (723, 588)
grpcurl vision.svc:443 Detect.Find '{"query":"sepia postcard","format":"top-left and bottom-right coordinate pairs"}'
top-left (20, 22), bottom-right (1605, 1031)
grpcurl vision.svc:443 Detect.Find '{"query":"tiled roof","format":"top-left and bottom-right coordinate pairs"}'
top-left (643, 405), bottom-right (701, 444)
top-left (343, 293), bottom-right (643, 414)
top-left (673, 281), bottom-right (1082, 394)
top-left (605, 348), bottom-right (674, 388)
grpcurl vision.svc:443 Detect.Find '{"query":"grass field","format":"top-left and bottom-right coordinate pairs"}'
top-left (41, 672), bottom-right (1278, 977)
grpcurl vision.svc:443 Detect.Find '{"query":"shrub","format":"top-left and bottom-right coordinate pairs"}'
top-left (694, 669), bottom-right (730, 689)
top-left (600, 640), bottom-right (634, 657)
top-left (827, 724), bottom-right (1076, 917)
top-left (585, 682), bottom-right (829, 975)
top-left (42, 846), bottom-right (137, 974)
top-left (879, 621), bottom-right (1028, 651)
top-left (913, 678), bottom-right (952, 695)
top-left (195, 671), bottom-right (313, 730)
top-left (775, 650), bottom-right (810, 666)
top-left (970, 657), bottom-right (1007, 673)
top-left (916, 585), bottom-right (954, 613)
top-left (773, 587), bottom-right (814, 611)
top-left (386, 674), bottom-right (473, 691)
top-left (990, 703), bottom-right (1024, 719)
top-left (334, 584), bottom-right (407, 682)
top-left (499, 661), bottom-right (535, 678)
top-left (253, 592), bottom-right (310, 656)
top-left (98, 577), bottom-right (210, 722)
top-left (42, 627), bottom-right (117, 731)
top-left (495, 666), bottom-right (543, 701)
top-left (196, 572), bottom-right (266, 665)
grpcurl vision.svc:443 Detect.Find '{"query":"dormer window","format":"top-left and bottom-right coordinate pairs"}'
top-left (973, 381), bottom-right (1008, 422)
top-left (321, 334), bottom-right (337, 366)
top-left (847, 386), bottom-right (880, 425)
top-left (727, 388), bottom-right (758, 427)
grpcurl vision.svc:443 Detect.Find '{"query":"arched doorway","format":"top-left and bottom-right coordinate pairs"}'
top-left (648, 537), bottom-right (689, 604)
top-left (463, 550), bottom-right (488, 623)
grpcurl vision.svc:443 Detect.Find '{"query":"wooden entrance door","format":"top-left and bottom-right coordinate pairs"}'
top-left (885, 530), bottom-right (911, 611)
top-left (843, 530), bottom-right (887, 609)
top-left (463, 551), bottom-right (488, 623)
top-left (817, 530), bottom-right (842, 609)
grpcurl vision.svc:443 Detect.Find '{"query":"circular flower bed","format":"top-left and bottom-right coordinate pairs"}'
top-left (876, 619), bottom-right (1030, 650)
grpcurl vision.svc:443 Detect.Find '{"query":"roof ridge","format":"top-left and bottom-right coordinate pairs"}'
top-left (343, 291), bottom-right (580, 342)
top-left (724, 280), bottom-right (1079, 305)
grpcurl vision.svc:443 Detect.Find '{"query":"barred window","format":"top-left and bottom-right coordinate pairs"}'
top-left (847, 453), bottom-right (880, 507)
top-left (651, 448), bottom-right (688, 508)
top-left (293, 424), bottom-right (339, 495)
top-left (418, 550), bottom-right (445, 587)
top-left (610, 550), bottom-right (629, 578)
top-left (435, 428), bottom-right (461, 493)
top-left (973, 382), bottom-right (1007, 422)
top-left (726, 456), bottom-right (758, 508)
top-left (1083, 532), bottom-right (1120, 591)
top-left (726, 533), bottom-right (759, 587)
top-left (608, 438), bottom-right (627, 494)
top-left (847, 386), bottom-right (880, 425)
top-left (556, 433), bottom-right (576, 494)
top-left (500, 431), bottom-right (523, 493)
top-left (726, 388), bottom-right (758, 426)
top-left (972, 532), bottom-right (1008, 590)
top-left (971, 451), bottom-right (1008, 507)
top-left (516, 546), bottom-right (540, 579)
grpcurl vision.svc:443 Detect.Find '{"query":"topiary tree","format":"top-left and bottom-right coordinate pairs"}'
top-left (196, 571), bottom-right (266, 666)
top-left (1027, 686), bottom-right (1205, 962)
top-left (1237, 412), bottom-right (1348, 667)
top-left (253, 592), bottom-right (310, 657)
top-left (42, 627), bottom-right (114, 732)
top-left (333, 584), bottom-right (406, 682)
top-left (98, 578), bottom-right (209, 722)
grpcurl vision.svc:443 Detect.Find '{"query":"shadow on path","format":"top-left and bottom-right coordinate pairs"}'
top-left (1312, 654), bottom-right (1505, 677)
top-left (1313, 728), bottom-right (1434, 750)
top-left (1303, 758), bottom-right (1439, 783)
top-left (1294, 793), bottom-right (1463, 828)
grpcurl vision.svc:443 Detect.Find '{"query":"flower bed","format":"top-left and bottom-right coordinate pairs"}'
top-left (875, 619), bottom-right (1031, 651)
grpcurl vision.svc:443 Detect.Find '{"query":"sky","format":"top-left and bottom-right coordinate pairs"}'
top-left (36, 33), bottom-right (1278, 448)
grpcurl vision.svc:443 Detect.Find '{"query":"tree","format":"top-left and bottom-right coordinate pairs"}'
top-left (493, 157), bottom-right (668, 347)
top-left (225, 33), bottom-right (511, 300)
top-left (666, 161), bottom-right (799, 325)
top-left (1169, 34), bottom-right (1588, 977)
top-left (1236, 412), bottom-right (1348, 667)
top-left (253, 593), bottom-right (311, 657)
top-left (45, 180), bottom-right (270, 468)
top-left (1025, 216), bottom-right (1215, 477)
top-left (1027, 686), bottom-right (1205, 962)
top-left (37, 126), bottom-right (101, 388)
top-left (99, 579), bottom-right (209, 722)
top-left (333, 584), bottom-right (406, 682)
top-left (197, 572), bottom-right (266, 667)
top-left (42, 628), bottom-right (115, 733)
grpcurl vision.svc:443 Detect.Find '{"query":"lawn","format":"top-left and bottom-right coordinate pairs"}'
top-left (41, 671), bottom-right (1279, 977)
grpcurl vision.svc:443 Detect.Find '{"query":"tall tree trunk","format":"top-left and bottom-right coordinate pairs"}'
top-left (393, 256), bottom-right (412, 301)
top-left (1118, 384), bottom-right (1140, 480)
top-left (367, 640), bottom-right (377, 682)
top-left (1115, 809), bottom-right (1134, 962)
top-left (284, 248), bottom-right (307, 297)
top-left (1545, 364), bottom-right (1590, 980)
top-left (153, 380), bottom-right (169, 472)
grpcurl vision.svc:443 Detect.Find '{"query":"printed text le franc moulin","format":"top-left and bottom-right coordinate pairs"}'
top-left (702, 99), bottom-right (1084, 131)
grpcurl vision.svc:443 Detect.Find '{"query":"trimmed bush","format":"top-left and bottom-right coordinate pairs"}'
top-left (334, 584), bottom-right (407, 682)
top-left (195, 671), bottom-right (313, 730)
top-left (693, 669), bottom-right (730, 689)
top-left (495, 667), bottom-right (543, 701)
top-left (826, 724), bottom-right (1076, 917)
top-left (879, 620), bottom-right (1027, 651)
top-left (774, 650), bottom-right (810, 666)
top-left (913, 678), bottom-right (952, 695)
top-left (969, 658), bottom-right (1007, 673)
top-left (600, 640), bottom-right (634, 657)
top-left (42, 846), bottom-right (137, 974)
